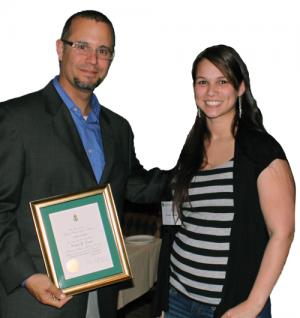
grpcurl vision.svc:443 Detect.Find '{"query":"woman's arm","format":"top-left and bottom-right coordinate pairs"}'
top-left (221, 159), bottom-right (295, 318)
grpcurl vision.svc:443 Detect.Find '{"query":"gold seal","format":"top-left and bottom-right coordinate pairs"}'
top-left (66, 258), bottom-right (80, 273)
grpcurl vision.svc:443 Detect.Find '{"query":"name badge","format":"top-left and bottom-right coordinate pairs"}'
top-left (161, 201), bottom-right (182, 225)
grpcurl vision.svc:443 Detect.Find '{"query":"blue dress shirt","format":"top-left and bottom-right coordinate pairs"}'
top-left (52, 76), bottom-right (105, 183)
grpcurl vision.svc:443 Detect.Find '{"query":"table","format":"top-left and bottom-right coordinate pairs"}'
top-left (118, 237), bottom-right (161, 309)
top-left (86, 237), bottom-right (161, 317)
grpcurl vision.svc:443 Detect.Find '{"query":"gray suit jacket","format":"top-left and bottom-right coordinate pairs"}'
top-left (0, 82), bottom-right (168, 317)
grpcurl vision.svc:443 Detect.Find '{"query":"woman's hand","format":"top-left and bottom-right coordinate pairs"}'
top-left (220, 300), bottom-right (261, 318)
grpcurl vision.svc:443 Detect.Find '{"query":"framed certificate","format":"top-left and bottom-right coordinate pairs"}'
top-left (30, 184), bottom-right (132, 295)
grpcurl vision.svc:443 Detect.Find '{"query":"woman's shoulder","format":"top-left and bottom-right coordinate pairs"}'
top-left (236, 126), bottom-right (286, 171)
top-left (239, 126), bottom-right (281, 147)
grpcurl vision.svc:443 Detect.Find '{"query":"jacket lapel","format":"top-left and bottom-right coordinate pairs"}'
top-left (99, 109), bottom-right (115, 184)
top-left (43, 82), bottom-right (96, 182)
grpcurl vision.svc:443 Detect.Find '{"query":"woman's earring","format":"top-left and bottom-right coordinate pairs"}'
top-left (197, 108), bottom-right (201, 118)
top-left (238, 96), bottom-right (242, 118)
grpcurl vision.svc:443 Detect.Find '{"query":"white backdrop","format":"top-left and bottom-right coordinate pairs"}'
top-left (0, 0), bottom-right (298, 316)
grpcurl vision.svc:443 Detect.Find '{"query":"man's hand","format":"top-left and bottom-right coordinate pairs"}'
top-left (25, 274), bottom-right (72, 308)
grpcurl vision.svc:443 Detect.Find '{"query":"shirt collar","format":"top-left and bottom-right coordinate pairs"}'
top-left (52, 76), bottom-right (101, 122)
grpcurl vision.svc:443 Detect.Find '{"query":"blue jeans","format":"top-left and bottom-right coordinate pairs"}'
top-left (257, 298), bottom-right (271, 318)
top-left (165, 287), bottom-right (215, 318)
top-left (165, 286), bottom-right (271, 318)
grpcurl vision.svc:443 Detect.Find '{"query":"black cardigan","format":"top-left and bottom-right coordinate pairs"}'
top-left (153, 126), bottom-right (287, 318)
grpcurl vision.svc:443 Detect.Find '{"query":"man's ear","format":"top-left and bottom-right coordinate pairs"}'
top-left (56, 39), bottom-right (64, 62)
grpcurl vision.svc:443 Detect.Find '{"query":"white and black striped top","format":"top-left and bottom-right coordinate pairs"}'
top-left (170, 160), bottom-right (234, 306)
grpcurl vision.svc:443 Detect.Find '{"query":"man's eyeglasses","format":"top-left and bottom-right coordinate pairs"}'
top-left (61, 39), bottom-right (114, 61)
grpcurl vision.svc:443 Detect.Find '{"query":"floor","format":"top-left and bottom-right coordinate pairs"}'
top-left (118, 290), bottom-right (154, 318)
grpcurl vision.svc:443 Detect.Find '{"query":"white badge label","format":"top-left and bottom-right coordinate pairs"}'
top-left (161, 201), bottom-right (182, 225)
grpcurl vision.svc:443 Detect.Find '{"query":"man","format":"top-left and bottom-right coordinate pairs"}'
top-left (0, 10), bottom-right (168, 318)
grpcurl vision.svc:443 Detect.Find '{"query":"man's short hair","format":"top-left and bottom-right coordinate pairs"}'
top-left (61, 10), bottom-right (115, 48)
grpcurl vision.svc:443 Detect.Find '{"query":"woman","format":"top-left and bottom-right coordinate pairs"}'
top-left (154, 45), bottom-right (295, 318)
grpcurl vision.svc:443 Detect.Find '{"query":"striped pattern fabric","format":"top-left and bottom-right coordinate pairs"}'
top-left (170, 160), bottom-right (234, 305)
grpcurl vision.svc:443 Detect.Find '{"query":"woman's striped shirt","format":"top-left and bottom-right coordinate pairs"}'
top-left (169, 160), bottom-right (234, 305)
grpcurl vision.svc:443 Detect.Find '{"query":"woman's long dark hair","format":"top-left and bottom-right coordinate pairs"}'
top-left (173, 44), bottom-right (266, 215)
